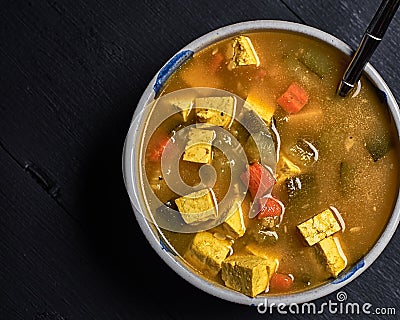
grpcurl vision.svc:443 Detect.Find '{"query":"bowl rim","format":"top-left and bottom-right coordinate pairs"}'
top-left (122, 19), bottom-right (400, 306)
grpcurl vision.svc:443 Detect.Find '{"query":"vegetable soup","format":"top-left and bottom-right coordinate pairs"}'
top-left (138, 31), bottom-right (399, 297)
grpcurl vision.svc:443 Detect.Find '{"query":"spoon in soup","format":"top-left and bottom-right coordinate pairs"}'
top-left (337, 0), bottom-right (400, 97)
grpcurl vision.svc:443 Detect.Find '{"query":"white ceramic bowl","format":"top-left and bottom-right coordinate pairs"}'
top-left (122, 20), bottom-right (400, 305)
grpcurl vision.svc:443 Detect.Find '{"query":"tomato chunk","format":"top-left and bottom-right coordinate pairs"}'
top-left (270, 273), bottom-right (293, 291)
top-left (277, 82), bottom-right (309, 113)
top-left (257, 196), bottom-right (283, 219)
top-left (240, 162), bottom-right (275, 199)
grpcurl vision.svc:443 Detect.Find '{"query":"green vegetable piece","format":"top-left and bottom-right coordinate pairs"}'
top-left (365, 131), bottom-right (391, 162)
top-left (297, 272), bottom-right (312, 285)
top-left (241, 108), bottom-right (268, 132)
top-left (245, 134), bottom-right (260, 163)
top-left (339, 162), bottom-right (357, 194)
top-left (254, 231), bottom-right (278, 246)
top-left (283, 54), bottom-right (309, 75)
top-left (285, 174), bottom-right (316, 204)
top-left (249, 221), bottom-right (278, 246)
top-left (244, 132), bottom-right (275, 166)
top-left (298, 49), bottom-right (334, 78)
top-left (289, 139), bottom-right (318, 166)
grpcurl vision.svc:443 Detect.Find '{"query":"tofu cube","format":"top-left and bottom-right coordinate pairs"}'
top-left (243, 90), bottom-right (276, 124)
top-left (222, 202), bottom-right (246, 239)
top-left (245, 243), bottom-right (279, 277)
top-left (196, 96), bottom-right (236, 127)
top-left (226, 36), bottom-right (260, 70)
top-left (317, 236), bottom-right (347, 277)
top-left (170, 98), bottom-right (193, 122)
top-left (184, 231), bottom-right (232, 277)
top-left (183, 127), bottom-right (215, 164)
top-left (297, 209), bottom-right (341, 246)
top-left (175, 188), bottom-right (217, 224)
top-left (222, 255), bottom-right (270, 297)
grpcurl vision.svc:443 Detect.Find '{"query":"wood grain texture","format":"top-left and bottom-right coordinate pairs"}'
top-left (1, 0), bottom-right (399, 319)
top-left (0, 148), bottom-right (180, 320)
top-left (0, 0), bottom-right (299, 216)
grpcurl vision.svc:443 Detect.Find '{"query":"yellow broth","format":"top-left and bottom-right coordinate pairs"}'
top-left (141, 31), bottom-right (400, 295)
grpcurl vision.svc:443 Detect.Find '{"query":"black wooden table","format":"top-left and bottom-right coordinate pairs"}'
top-left (1, 1), bottom-right (399, 319)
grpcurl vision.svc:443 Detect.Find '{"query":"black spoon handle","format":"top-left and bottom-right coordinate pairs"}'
top-left (337, 0), bottom-right (400, 97)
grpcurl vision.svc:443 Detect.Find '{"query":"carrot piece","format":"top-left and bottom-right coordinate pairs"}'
top-left (240, 162), bottom-right (275, 199)
top-left (254, 67), bottom-right (267, 81)
top-left (270, 273), bottom-right (293, 291)
top-left (209, 52), bottom-right (225, 73)
top-left (257, 196), bottom-right (283, 219)
top-left (277, 82), bottom-right (309, 113)
top-left (148, 136), bottom-right (170, 162)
